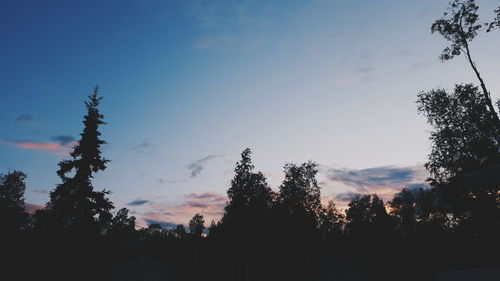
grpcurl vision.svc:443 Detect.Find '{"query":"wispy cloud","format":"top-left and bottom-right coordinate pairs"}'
top-left (0, 137), bottom-right (77, 154)
top-left (15, 114), bottom-right (35, 123)
top-left (186, 0), bottom-right (271, 50)
top-left (358, 66), bottom-right (373, 74)
top-left (157, 178), bottom-right (186, 184)
top-left (133, 191), bottom-right (227, 228)
top-left (185, 192), bottom-right (226, 201)
top-left (188, 154), bottom-right (224, 178)
top-left (322, 164), bottom-right (429, 205)
top-left (333, 192), bottom-right (358, 203)
top-left (143, 219), bottom-right (178, 229)
top-left (51, 135), bottom-right (76, 146)
top-left (32, 189), bottom-right (49, 195)
top-left (126, 199), bottom-right (150, 206)
top-left (131, 141), bottom-right (156, 153)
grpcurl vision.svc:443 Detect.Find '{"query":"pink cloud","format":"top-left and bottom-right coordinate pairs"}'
top-left (24, 202), bottom-right (44, 214)
top-left (0, 138), bottom-right (77, 154)
top-left (133, 192), bottom-right (228, 228)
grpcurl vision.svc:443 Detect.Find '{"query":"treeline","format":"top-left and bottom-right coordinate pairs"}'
top-left (1, 1), bottom-right (499, 281)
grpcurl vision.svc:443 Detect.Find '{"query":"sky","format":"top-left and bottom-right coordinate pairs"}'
top-left (1, 0), bottom-right (500, 228)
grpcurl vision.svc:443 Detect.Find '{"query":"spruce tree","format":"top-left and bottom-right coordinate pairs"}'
top-left (43, 86), bottom-right (113, 235)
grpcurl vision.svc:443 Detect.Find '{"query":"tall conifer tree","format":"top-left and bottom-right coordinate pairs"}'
top-left (43, 86), bottom-right (113, 235)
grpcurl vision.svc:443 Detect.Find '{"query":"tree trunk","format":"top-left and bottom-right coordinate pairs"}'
top-left (464, 44), bottom-right (500, 131)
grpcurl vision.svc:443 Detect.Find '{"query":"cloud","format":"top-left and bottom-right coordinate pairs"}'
top-left (323, 165), bottom-right (429, 204)
top-left (326, 166), bottom-right (425, 191)
top-left (185, 192), bottom-right (226, 201)
top-left (32, 189), bottom-right (49, 195)
top-left (334, 192), bottom-right (358, 203)
top-left (133, 191), bottom-right (227, 228)
top-left (51, 135), bottom-right (76, 146)
top-left (24, 202), bottom-right (44, 214)
top-left (15, 114), bottom-right (35, 123)
top-left (183, 192), bottom-right (227, 211)
top-left (188, 154), bottom-right (224, 178)
top-left (127, 199), bottom-right (150, 206)
top-left (358, 66), bottom-right (373, 74)
top-left (143, 219), bottom-right (178, 229)
top-left (131, 141), bottom-right (156, 153)
top-left (0, 138), bottom-right (77, 154)
top-left (157, 178), bottom-right (186, 184)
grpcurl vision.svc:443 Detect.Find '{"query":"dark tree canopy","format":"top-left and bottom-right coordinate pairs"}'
top-left (318, 200), bottom-right (344, 237)
top-left (189, 213), bottom-right (205, 238)
top-left (388, 188), bottom-right (437, 236)
top-left (417, 84), bottom-right (500, 183)
top-left (278, 161), bottom-right (322, 223)
top-left (222, 148), bottom-right (274, 243)
top-left (431, 0), bottom-right (481, 61)
top-left (225, 148), bottom-right (273, 213)
top-left (38, 86), bottom-right (114, 235)
top-left (107, 208), bottom-right (136, 238)
top-left (345, 194), bottom-right (391, 236)
top-left (173, 224), bottom-right (188, 239)
top-left (0, 171), bottom-right (27, 234)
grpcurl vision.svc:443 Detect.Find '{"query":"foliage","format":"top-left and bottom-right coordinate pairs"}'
top-left (0, 171), bottom-right (27, 233)
top-left (431, 0), bottom-right (481, 61)
top-left (107, 208), bottom-right (136, 238)
top-left (318, 200), bottom-right (344, 238)
top-left (486, 6), bottom-right (500, 32)
top-left (278, 161), bottom-right (322, 224)
top-left (417, 84), bottom-right (500, 183)
top-left (345, 194), bottom-right (391, 237)
top-left (189, 213), bottom-right (205, 238)
top-left (225, 148), bottom-right (273, 212)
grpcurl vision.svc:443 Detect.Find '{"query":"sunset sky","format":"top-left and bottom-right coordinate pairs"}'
top-left (2, 0), bottom-right (500, 227)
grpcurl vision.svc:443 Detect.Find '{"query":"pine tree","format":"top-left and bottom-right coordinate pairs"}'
top-left (41, 86), bottom-right (113, 235)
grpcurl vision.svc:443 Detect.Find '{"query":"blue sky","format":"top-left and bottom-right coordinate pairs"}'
top-left (1, 0), bottom-right (500, 227)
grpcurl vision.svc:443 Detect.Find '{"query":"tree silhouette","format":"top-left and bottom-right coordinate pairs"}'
top-left (345, 194), bottom-right (391, 237)
top-left (417, 84), bottom-right (500, 184)
top-left (486, 6), bottom-right (500, 32)
top-left (389, 188), bottom-right (418, 236)
top-left (221, 148), bottom-right (274, 281)
top-left (318, 200), bottom-right (344, 239)
top-left (173, 224), bottom-right (188, 239)
top-left (278, 161), bottom-right (322, 224)
top-left (107, 208), bottom-right (136, 238)
top-left (225, 148), bottom-right (273, 214)
top-left (222, 148), bottom-right (274, 240)
top-left (4, 0), bottom-right (500, 277)
top-left (431, 0), bottom-right (500, 128)
top-left (0, 170), bottom-right (28, 235)
top-left (37, 86), bottom-right (113, 235)
top-left (417, 83), bottom-right (500, 238)
top-left (189, 213), bottom-right (205, 238)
